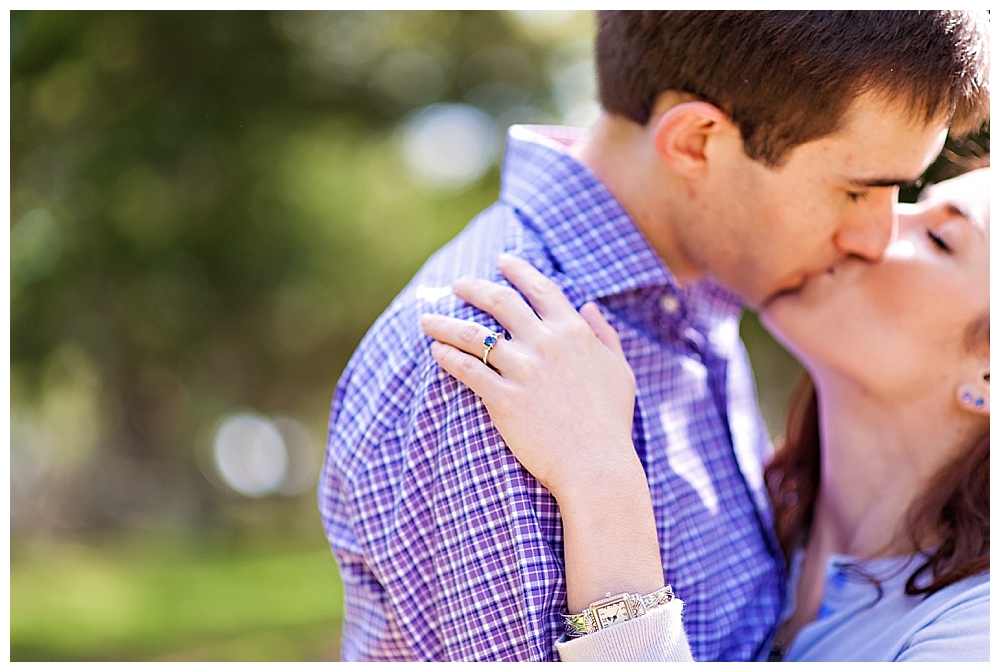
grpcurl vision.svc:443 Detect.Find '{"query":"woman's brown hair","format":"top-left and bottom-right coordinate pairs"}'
top-left (765, 313), bottom-right (990, 596)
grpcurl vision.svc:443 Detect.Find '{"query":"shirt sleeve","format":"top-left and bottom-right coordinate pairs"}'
top-left (555, 598), bottom-right (695, 662)
top-left (895, 585), bottom-right (989, 662)
top-left (319, 297), bottom-right (567, 661)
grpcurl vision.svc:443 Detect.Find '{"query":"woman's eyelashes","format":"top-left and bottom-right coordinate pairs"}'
top-left (847, 190), bottom-right (869, 203)
top-left (927, 229), bottom-right (951, 252)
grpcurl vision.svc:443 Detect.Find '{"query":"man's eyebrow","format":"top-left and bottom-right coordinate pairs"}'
top-left (847, 177), bottom-right (923, 190)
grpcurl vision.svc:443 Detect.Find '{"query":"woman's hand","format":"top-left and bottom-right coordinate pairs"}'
top-left (421, 254), bottom-right (665, 611)
top-left (419, 253), bottom-right (641, 502)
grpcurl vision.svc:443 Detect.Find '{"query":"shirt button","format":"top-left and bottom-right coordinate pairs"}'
top-left (659, 294), bottom-right (680, 314)
top-left (683, 326), bottom-right (705, 350)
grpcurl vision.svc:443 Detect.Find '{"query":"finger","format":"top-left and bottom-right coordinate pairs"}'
top-left (420, 313), bottom-right (511, 371)
top-left (497, 253), bottom-right (579, 322)
top-left (429, 341), bottom-right (503, 404)
top-left (451, 276), bottom-right (541, 341)
top-left (579, 302), bottom-right (626, 359)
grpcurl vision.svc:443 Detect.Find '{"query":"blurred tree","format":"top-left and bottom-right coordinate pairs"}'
top-left (10, 9), bottom-right (595, 534)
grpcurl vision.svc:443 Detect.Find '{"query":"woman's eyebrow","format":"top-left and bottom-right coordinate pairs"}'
top-left (914, 184), bottom-right (987, 231)
top-left (956, 202), bottom-right (987, 232)
top-left (941, 199), bottom-right (985, 232)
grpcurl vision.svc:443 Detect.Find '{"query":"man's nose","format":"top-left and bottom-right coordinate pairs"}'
top-left (833, 190), bottom-right (898, 261)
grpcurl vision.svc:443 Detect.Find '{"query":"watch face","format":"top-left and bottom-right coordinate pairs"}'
top-left (594, 597), bottom-right (633, 628)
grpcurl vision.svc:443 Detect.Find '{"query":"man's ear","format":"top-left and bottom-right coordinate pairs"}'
top-left (650, 98), bottom-right (737, 178)
top-left (955, 369), bottom-right (990, 416)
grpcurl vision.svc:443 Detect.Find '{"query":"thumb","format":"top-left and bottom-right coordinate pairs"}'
top-left (579, 302), bottom-right (625, 359)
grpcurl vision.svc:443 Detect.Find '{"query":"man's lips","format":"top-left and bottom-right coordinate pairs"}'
top-left (795, 264), bottom-right (839, 290)
top-left (762, 263), bottom-right (841, 307)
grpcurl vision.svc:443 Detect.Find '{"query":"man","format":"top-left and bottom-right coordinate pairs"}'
top-left (319, 11), bottom-right (989, 661)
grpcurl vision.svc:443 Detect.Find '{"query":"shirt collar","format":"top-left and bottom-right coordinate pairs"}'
top-left (498, 125), bottom-right (681, 304)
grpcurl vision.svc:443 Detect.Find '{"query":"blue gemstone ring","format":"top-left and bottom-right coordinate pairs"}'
top-left (482, 330), bottom-right (501, 366)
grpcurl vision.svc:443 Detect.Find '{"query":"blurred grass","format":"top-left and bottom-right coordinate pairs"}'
top-left (10, 532), bottom-right (344, 661)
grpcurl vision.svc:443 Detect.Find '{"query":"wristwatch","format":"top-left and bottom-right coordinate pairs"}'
top-left (563, 585), bottom-right (674, 638)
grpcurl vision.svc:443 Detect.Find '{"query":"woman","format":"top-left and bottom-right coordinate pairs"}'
top-left (418, 166), bottom-right (989, 661)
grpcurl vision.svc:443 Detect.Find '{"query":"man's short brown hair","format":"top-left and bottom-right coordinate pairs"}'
top-left (596, 11), bottom-right (990, 166)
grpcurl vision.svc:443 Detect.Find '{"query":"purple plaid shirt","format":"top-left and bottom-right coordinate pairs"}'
top-left (319, 126), bottom-right (785, 661)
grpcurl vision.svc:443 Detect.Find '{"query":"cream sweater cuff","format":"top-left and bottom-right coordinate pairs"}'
top-left (555, 598), bottom-right (694, 662)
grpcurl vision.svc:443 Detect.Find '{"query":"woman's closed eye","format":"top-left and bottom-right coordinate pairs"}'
top-left (927, 229), bottom-right (951, 252)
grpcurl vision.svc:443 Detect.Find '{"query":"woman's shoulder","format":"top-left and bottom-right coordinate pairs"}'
top-left (923, 567), bottom-right (989, 609)
top-left (895, 569), bottom-right (989, 662)
top-left (782, 556), bottom-right (988, 662)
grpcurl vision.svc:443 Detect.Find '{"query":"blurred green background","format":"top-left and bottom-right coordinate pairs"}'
top-left (9, 10), bottom-right (986, 662)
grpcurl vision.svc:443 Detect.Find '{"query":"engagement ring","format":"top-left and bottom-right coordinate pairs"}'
top-left (482, 331), bottom-right (501, 366)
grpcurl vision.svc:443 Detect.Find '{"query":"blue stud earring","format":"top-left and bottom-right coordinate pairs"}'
top-left (963, 390), bottom-right (986, 409)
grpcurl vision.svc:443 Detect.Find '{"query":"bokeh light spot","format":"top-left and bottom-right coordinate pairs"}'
top-left (401, 103), bottom-right (498, 192)
top-left (213, 413), bottom-right (288, 498)
top-left (31, 61), bottom-right (92, 128)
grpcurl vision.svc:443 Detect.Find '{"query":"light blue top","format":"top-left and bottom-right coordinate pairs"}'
top-left (771, 552), bottom-right (989, 662)
top-left (556, 551), bottom-right (988, 662)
